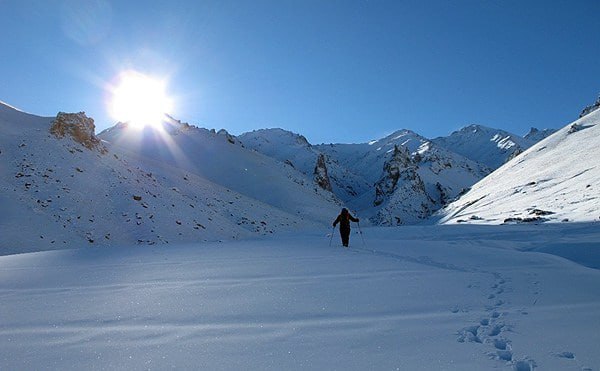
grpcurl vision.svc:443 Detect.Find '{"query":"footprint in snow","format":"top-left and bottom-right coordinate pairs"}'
top-left (554, 351), bottom-right (575, 359)
top-left (512, 359), bottom-right (536, 371)
top-left (487, 324), bottom-right (504, 337)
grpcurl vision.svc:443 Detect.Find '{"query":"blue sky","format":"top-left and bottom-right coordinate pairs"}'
top-left (1, 0), bottom-right (599, 144)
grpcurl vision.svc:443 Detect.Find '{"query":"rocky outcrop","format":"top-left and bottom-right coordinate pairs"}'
top-left (505, 147), bottom-right (523, 163)
top-left (372, 145), bottom-right (435, 225)
top-left (579, 95), bottom-right (600, 118)
top-left (374, 145), bottom-right (414, 206)
top-left (217, 129), bottom-right (236, 144)
top-left (50, 112), bottom-right (106, 153)
top-left (313, 153), bottom-right (332, 192)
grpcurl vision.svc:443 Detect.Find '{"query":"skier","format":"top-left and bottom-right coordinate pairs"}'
top-left (332, 208), bottom-right (359, 247)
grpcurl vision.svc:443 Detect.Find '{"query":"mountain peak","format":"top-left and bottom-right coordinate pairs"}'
top-left (524, 127), bottom-right (557, 142)
top-left (433, 124), bottom-right (531, 168)
top-left (454, 124), bottom-right (498, 135)
top-left (240, 128), bottom-right (311, 147)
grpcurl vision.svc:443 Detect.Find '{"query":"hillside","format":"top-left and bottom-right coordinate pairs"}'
top-left (437, 110), bottom-right (600, 224)
top-left (0, 103), bottom-right (339, 254)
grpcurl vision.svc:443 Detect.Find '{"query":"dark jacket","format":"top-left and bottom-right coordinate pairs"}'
top-left (333, 209), bottom-right (359, 230)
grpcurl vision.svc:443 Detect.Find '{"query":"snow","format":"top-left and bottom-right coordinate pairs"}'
top-left (1, 224), bottom-right (599, 370)
top-left (438, 109), bottom-right (600, 225)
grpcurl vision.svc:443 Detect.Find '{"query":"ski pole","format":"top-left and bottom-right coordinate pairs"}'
top-left (357, 222), bottom-right (366, 246)
top-left (353, 210), bottom-right (366, 246)
top-left (329, 226), bottom-right (335, 246)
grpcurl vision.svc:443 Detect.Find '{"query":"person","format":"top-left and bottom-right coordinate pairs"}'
top-left (333, 208), bottom-right (359, 247)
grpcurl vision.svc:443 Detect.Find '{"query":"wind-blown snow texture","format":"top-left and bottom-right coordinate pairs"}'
top-left (437, 109), bottom-right (600, 225)
top-left (1, 224), bottom-right (599, 370)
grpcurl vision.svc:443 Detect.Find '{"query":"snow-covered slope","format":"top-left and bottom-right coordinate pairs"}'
top-left (0, 102), bottom-right (339, 254)
top-left (432, 124), bottom-right (540, 169)
top-left (98, 119), bottom-right (340, 223)
top-left (437, 110), bottom-right (600, 224)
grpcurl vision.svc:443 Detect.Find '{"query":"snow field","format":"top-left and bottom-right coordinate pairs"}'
top-left (1, 224), bottom-right (599, 370)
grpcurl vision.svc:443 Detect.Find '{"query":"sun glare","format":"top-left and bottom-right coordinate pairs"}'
top-left (109, 71), bottom-right (173, 129)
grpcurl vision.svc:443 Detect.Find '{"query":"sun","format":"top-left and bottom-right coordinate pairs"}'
top-left (108, 70), bottom-right (173, 129)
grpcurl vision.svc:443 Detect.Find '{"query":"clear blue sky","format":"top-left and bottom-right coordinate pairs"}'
top-left (1, 0), bottom-right (599, 144)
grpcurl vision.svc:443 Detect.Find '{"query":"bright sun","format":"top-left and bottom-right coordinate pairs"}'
top-left (109, 70), bottom-right (173, 129)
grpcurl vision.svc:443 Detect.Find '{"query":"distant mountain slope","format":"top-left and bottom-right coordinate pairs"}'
top-left (523, 127), bottom-right (557, 142)
top-left (437, 111), bottom-right (600, 224)
top-left (238, 128), bottom-right (370, 203)
top-left (241, 128), bottom-right (490, 225)
top-left (320, 130), bottom-right (492, 225)
top-left (432, 124), bottom-right (540, 168)
top-left (0, 103), bottom-right (339, 254)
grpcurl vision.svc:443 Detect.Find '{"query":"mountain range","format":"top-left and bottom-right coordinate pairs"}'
top-left (7, 97), bottom-right (598, 254)
top-left (238, 124), bottom-right (554, 225)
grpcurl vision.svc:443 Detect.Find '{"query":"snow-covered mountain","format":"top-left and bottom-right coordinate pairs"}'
top-left (431, 124), bottom-right (546, 169)
top-left (241, 128), bottom-right (491, 225)
top-left (0, 102), bottom-right (340, 254)
top-left (0, 97), bottom-right (563, 252)
top-left (437, 110), bottom-right (600, 224)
